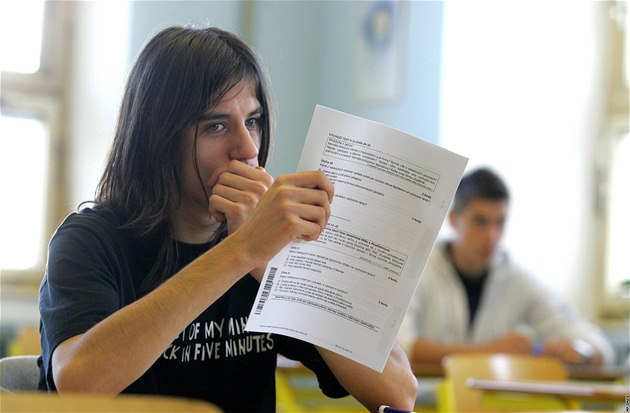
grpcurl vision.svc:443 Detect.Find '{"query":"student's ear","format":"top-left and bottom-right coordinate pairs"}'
top-left (447, 210), bottom-right (457, 228)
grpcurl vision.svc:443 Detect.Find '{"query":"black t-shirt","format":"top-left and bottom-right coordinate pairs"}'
top-left (446, 244), bottom-right (488, 327)
top-left (454, 268), bottom-right (488, 327)
top-left (38, 207), bottom-right (348, 412)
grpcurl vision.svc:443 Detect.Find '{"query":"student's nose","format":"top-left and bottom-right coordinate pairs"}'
top-left (487, 222), bottom-right (503, 244)
top-left (230, 124), bottom-right (259, 165)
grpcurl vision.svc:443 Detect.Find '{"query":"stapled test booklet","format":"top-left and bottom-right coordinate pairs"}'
top-left (246, 105), bottom-right (468, 372)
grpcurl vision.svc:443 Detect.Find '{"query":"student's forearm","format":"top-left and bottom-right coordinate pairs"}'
top-left (317, 343), bottom-right (417, 412)
top-left (52, 171), bottom-right (334, 393)
top-left (409, 331), bottom-right (533, 363)
top-left (248, 265), bottom-right (267, 283)
top-left (409, 339), bottom-right (473, 363)
top-left (52, 237), bottom-right (254, 394)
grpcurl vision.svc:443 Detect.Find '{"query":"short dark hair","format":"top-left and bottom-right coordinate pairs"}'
top-left (451, 167), bottom-right (509, 213)
top-left (94, 26), bottom-right (273, 291)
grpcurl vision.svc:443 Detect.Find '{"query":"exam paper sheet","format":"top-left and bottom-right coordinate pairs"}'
top-left (246, 105), bottom-right (468, 371)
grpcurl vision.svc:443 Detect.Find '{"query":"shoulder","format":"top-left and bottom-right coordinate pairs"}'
top-left (415, 241), bottom-right (457, 298)
top-left (491, 250), bottom-right (535, 280)
top-left (422, 241), bottom-right (453, 278)
top-left (53, 206), bottom-right (123, 242)
top-left (489, 250), bottom-right (549, 294)
top-left (57, 206), bottom-right (120, 232)
top-left (49, 206), bottom-right (132, 261)
top-left (429, 241), bottom-right (450, 264)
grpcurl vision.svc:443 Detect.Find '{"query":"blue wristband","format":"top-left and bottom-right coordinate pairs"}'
top-left (532, 343), bottom-right (544, 356)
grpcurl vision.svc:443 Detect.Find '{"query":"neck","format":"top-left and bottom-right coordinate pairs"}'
top-left (448, 243), bottom-right (487, 278)
top-left (170, 208), bottom-right (221, 244)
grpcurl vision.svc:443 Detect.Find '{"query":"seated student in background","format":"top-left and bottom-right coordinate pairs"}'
top-left (398, 167), bottom-right (614, 366)
top-left (38, 26), bottom-right (417, 413)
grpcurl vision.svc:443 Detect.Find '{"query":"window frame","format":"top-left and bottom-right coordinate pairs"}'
top-left (1, 1), bottom-right (73, 283)
top-left (600, 114), bottom-right (630, 316)
top-left (599, 0), bottom-right (629, 318)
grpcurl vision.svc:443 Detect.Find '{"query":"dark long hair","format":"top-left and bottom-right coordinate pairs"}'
top-left (95, 26), bottom-right (273, 293)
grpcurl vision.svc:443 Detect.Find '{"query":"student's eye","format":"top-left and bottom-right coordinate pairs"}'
top-left (204, 123), bottom-right (225, 133)
top-left (245, 117), bottom-right (261, 130)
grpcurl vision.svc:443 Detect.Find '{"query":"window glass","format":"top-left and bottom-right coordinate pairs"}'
top-left (0, 0), bottom-right (46, 73)
top-left (606, 131), bottom-right (630, 298)
top-left (0, 115), bottom-right (49, 269)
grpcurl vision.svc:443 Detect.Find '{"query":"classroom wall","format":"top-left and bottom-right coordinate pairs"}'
top-left (67, 1), bottom-right (244, 209)
top-left (316, 2), bottom-right (443, 143)
top-left (66, 1), bottom-right (131, 210)
top-left (129, 1), bottom-right (244, 58)
top-left (63, 1), bottom-right (615, 323)
top-left (4, 0), bottom-right (625, 360)
top-left (250, 1), bottom-right (443, 176)
top-left (120, 1), bottom-right (443, 178)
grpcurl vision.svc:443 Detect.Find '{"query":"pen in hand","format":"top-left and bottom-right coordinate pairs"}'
top-left (377, 406), bottom-right (416, 413)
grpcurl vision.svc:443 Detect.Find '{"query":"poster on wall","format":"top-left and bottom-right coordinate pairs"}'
top-left (356, 0), bottom-right (407, 103)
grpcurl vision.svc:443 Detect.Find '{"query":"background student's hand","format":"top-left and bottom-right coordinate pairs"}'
top-left (482, 330), bottom-right (534, 354)
top-left (227, 170), bottom-right (334, 272)
top-left (542, 337), bottom-right (602, 365)
top-left (208, 160), bottom-right (274, 234)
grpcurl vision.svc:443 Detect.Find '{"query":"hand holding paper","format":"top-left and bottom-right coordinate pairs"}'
top-left (246, 105), bottom-right (468, 371)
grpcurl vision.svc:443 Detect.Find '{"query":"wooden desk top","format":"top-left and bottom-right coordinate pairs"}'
top-left (278, 356), bottom-right (629, 382)
top-left (466, 378), bottom-right (629, 403)
top-left (410, 360), bottom-right (629, 381)
top-left (410, 361), bottom-right (444, 377)
top-left (277, 357), bottom-right (447, 377)
top-left (566, 364), bottom-right (629, 381)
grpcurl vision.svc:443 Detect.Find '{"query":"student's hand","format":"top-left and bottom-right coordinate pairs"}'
top-left (483, 331), bottom-right (533, 354)
top-left (542, 337), bottom-right (602, 365)
top-left (208, 160), bottom-right (274, 235)
top-left (228, 170), bottom-right (334, 268)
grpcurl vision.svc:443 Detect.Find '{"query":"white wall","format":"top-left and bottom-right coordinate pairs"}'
top-left (68, 1), bottom-right (243, 209)
top-left (64, 0), bottom-right (613, 321)
top-left (440, 1), bottom-right (611, 318)
top-left (67, 1), bottom-right (131, 209)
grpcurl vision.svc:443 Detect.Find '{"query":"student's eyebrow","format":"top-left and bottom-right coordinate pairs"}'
top-left (197, 107), bottom-right (263, 122)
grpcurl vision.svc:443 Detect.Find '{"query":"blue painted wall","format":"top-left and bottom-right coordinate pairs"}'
top-left (128, 1), bottom-right (443, 177)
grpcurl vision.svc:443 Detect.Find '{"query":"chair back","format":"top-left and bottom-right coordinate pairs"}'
top-left (0, 391), bottom-right (223, 412)
top-left (8, 326), bottom-right (41, 356)
top-left (439, 353), bottom-right (569, 412)
top-left (0, 355), bottom-right (40, 392)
